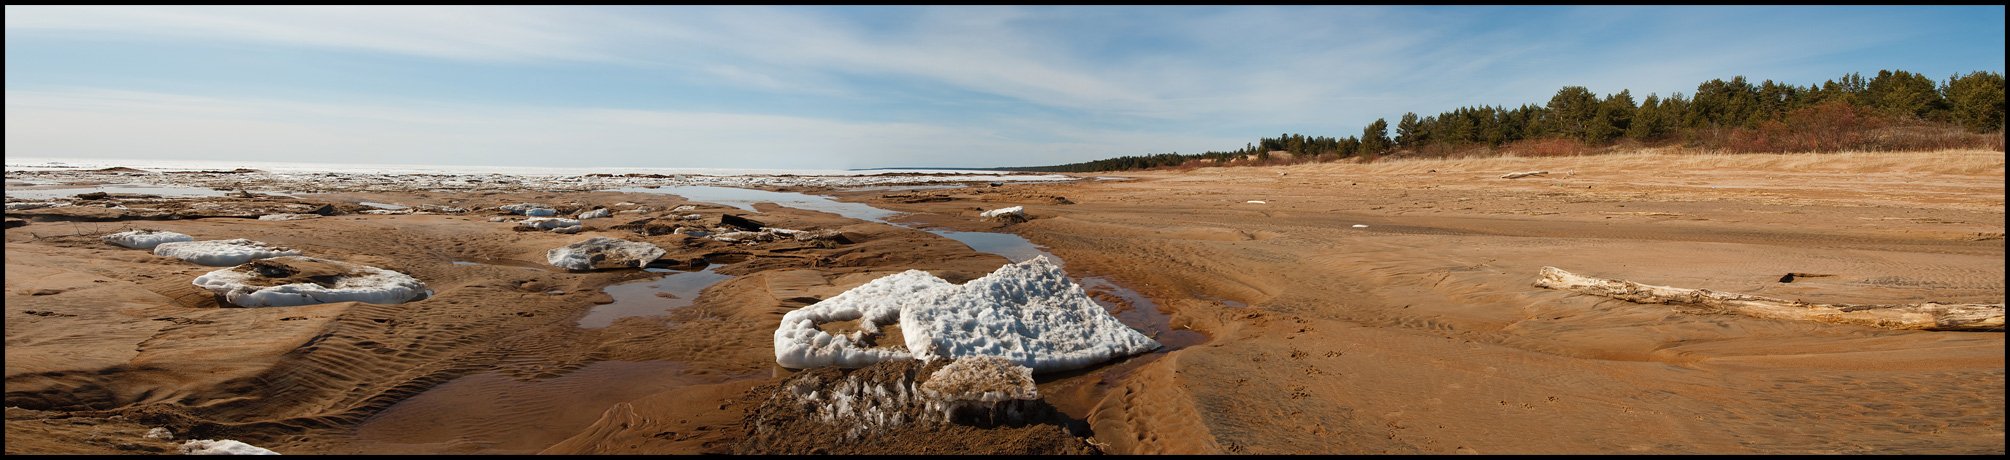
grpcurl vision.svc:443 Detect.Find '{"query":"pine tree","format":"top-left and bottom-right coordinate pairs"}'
top-left (1545, 86), bottom-right (1600, 141)
top-left (1396, 112), bottom-right (1421, 149)
top-left (1944, 71), bottom-right (2006, 133)
top-left (1865, 69), bottom-right (1946, 120)
top-left (1360, 119), bottom-right (1391, 156)
top-left (1589, 90), bottom-right (1636, 143)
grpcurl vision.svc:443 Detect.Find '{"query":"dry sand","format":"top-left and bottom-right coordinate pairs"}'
top-left (5, 150), bottom-right (2003, 454)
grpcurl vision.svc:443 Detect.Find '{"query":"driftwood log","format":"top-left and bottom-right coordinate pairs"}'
top-left (1500, 170), bottom-right (1549, 179)
top-left (1534, 266), bottom-right (2003, 331)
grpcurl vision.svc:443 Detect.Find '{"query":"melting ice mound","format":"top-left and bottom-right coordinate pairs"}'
top-left (979, 206), bottom-right (1026, 222)
top-left (775, 256), bottom-right (1160, 374)
top-left (179, 439), bottom-right (279, 455)
top-left (546, 237), bottom-right (665, 271)
top-left (102, 229), bottom-right (194, 249)
top-left (193, 256), bottom-right (430, 307)
top-left (153, 239), bottom-right (303, 266)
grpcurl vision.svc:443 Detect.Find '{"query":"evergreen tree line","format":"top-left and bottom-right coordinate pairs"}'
top-left (1012, 69), bottom-right (2004, 173)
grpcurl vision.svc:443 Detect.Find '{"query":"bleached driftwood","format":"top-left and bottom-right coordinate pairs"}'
top-left (1534, 266), bottom-right (2003, 331)
top-left (1501, 170), bottom-right (1549, 179)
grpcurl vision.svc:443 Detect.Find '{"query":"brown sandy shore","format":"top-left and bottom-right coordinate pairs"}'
top-left (5, 150), bottom-right (2003, 454)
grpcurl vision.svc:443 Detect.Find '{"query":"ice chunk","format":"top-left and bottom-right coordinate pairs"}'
top-left (153, 239), bottom-right (302, 266)
top-left (498, 203), bottom-right (550, 215)
top-left (774, 256), bottom-right (1159, 373)
top-left (546, 237), bottom-right (664, 271)
top-left (978, 206), bottom-right (1025, 221)
top-left (920, 356), bottom-right (1038, 421)
top-left (524, 208), bottom-right (558, 217)
top-left (102, 229), bottom-right (194, 249)
top-left (901, 256), bottom-right (1159, 373)
top-left (518, 217), bottom-right (581, 230)
top-left (178, 439), bottom-right (278, 455)
top-left (192, 256), bottom-right (430, 307)
top-left (257, 213), bottom-right (320, 221)
top-left (145, 427), bottom-right (174, 440)
top-left (774, 270), bottom-right (947, 369)
top-left (577, 208), bottom-right (612, 219)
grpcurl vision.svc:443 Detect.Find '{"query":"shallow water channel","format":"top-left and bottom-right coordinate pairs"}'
top-left (613, 184), bottom-right (1205, 352)
top-left (2, 182), bottom-right (233, 199)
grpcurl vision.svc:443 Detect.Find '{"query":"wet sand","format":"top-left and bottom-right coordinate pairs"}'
top-left (6, 150), bottom-right (2003, 454)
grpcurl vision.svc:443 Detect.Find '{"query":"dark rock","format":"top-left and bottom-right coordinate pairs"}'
top-left (721, 214), bottom-right (767, 232)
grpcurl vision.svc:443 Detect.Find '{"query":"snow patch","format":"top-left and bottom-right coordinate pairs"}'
top-left (153, 239), bottom-right (301, 266)
top-left (103, 229), bottom-right (194, 249)
top-left (576, 208), bottom-right (612, 219)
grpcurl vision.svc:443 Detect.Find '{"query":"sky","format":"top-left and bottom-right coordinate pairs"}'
top-left (5, 5), bottom-right (2004, 170)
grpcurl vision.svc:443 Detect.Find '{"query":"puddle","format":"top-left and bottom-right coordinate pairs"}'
top-left (360, 201), bottom-right (411, 210)
top-left (353, 360), bottom-right (760, 454)
top-left (577, 265), bottom-right (734, 329)
top-left (615, 185), bottom-right (899, 223)
top-left (1079, 277), bottom-right (1209, 352)
top-left (924, 229), bottom-right (1059, 265)
top-left (2, 183), bottom-right (231, 199)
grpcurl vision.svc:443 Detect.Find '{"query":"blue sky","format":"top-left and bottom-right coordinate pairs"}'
top-left (5, 5), bottom-right (2004, 169)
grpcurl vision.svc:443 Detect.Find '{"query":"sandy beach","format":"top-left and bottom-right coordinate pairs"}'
top-left (5, 149), bottom-right (2003, 454)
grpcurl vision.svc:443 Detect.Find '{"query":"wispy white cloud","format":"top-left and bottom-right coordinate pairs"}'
top-left (3, 88), bottom-right (1243, 168)
top-left (5, 5), bottom-right (622, 63)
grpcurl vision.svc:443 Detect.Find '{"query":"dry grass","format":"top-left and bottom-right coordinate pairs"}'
top-left (1279, 148), bottom-right (2005, 177)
